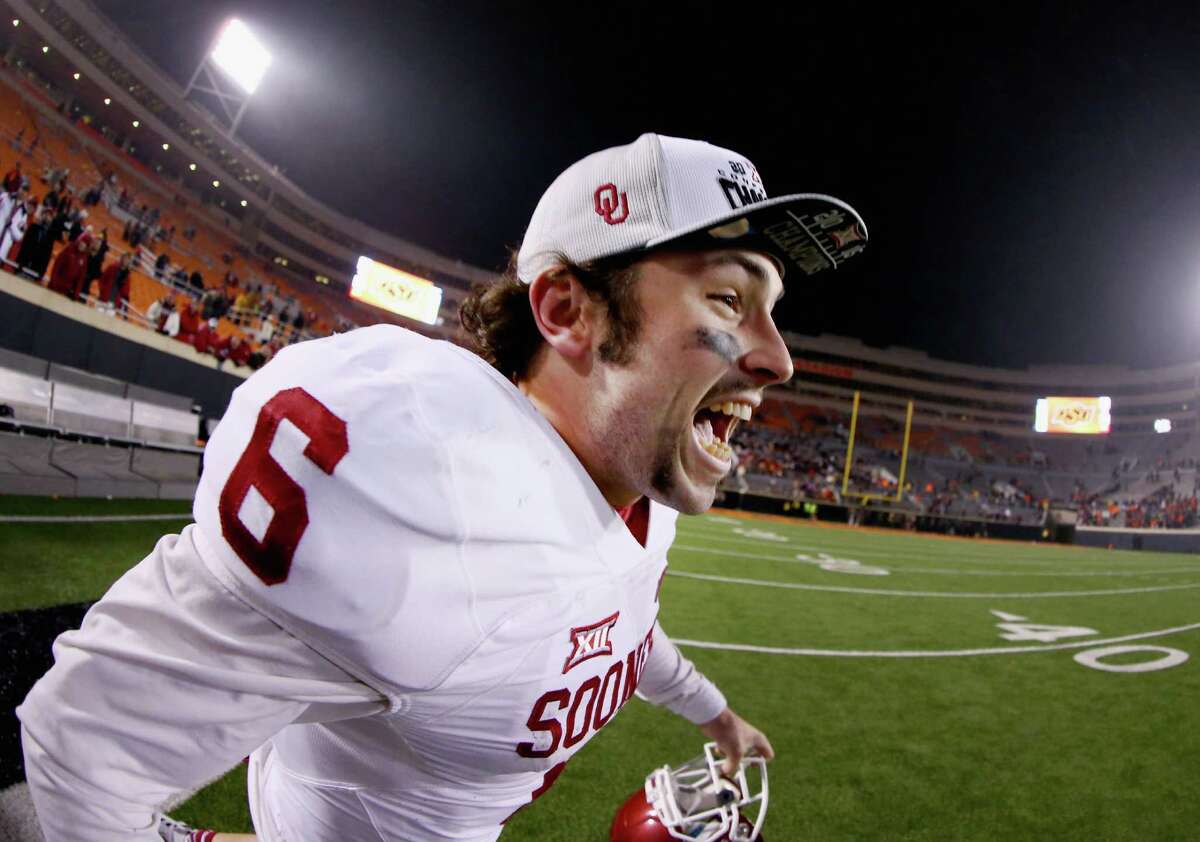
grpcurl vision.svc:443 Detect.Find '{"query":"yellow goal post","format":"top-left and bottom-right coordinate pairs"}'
top-left (840, 390), bottom-right (915, 504)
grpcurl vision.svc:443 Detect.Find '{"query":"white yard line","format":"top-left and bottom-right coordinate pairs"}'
top-left (673, 622), bottom-right (1200, 658)
top-left (670, 543), bottom-right (1200, 577)
top-left (665, 569), bottom-right (1200, 598)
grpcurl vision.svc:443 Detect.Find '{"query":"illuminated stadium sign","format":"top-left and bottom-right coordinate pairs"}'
top-left (350, 256), bottom-right (443, 325)
top-left (1034, 396), bottom-right (1112, 435)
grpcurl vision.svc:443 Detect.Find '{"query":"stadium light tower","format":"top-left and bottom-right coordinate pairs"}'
top-left (183, 18), bottom-right (273, 137)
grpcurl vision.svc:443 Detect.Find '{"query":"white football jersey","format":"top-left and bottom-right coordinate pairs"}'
top-left (20, 325), bottom-right (726, 842)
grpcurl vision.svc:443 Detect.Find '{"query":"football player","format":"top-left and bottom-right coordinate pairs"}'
top-left (18, 133), bottom-right (866, 841)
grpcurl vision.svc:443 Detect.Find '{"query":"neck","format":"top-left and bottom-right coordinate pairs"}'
top-left (518, 361), bottom-right (639, 510)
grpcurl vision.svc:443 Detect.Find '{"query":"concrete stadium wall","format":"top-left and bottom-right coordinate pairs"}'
top-left (1075, 525), bottom-right (1200, 554)
top-left (0, 279), bottom-right (243, 417)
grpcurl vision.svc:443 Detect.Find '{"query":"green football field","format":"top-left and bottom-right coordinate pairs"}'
top-left (3, 496), bottom-right (1198, 840)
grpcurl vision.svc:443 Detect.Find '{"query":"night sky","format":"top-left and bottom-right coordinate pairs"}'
top-left (93, 1), bottom-right (1200, 370)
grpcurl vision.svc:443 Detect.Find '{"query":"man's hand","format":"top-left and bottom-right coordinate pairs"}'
top-left (698, 707), bottom-right (774, 776)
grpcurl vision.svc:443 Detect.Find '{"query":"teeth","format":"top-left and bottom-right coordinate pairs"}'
top-left (702, 440), bottom-right (733, 461)
top-left (707, 401), bottom-right (754, 422)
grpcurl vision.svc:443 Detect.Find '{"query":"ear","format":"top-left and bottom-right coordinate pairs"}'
top-left (527, 269), bottom-right (596, 360)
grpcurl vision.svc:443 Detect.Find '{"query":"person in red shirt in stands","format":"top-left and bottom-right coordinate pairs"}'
top-left (3, 161), bottom-right (22, 195)
top-left (175, 298), bottom-right (200, 345)
top-left (224, 334), bottom-right (252, 368)
top-left (96, 252), bottom-right (133, 313)
top-left (193, 317), bottom-right (219, 355)
top-left (47, 232), bottom-right (91, 300)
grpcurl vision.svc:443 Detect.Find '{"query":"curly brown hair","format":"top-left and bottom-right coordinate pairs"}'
top-left (458, 250), bottom-right (644, 381)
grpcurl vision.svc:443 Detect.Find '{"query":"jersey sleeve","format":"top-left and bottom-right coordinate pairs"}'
top-left (189, 326), bottom-right (543, 695)
top-left (17, 525), bottom-right (384, 842)
top-left (635, 621), bottom-right (727, 725)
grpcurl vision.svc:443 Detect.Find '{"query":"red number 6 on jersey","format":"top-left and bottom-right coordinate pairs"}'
top-left (219, 387), bottom-right (349, 585)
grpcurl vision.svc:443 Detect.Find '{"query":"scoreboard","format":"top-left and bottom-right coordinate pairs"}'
top-left (1034, 396), bottom-right (1111, 435)
top-left (350, 256), bottom-right (443, 325)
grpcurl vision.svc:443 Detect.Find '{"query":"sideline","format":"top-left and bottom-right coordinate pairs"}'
top-left (704, 506), bottom-right (1095, 550)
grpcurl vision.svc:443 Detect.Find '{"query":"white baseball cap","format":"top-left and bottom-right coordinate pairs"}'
top-left (516, 132), bottom-right (868, 283)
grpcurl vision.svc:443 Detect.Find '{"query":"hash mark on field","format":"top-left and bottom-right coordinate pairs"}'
top-left (991, 610), bottom-right (1027, 621)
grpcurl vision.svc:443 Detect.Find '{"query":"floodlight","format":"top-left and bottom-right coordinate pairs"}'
top-left (210, 19), bottom-right (272, 95)
top-left (103, 97), bottom-right (111, 105)
top-left (41, 45), bottom-right (48, 53)
top-left (131, 120), bottom-right (139, 128)
top-left (1154, 418), bottom-right (1172, 434)
top-left (162, 143), bottom-right (169, 150)
top-left (12, 19), bottom-right (18, 26)
top-left (212, 179), bottom-right (220, 188)
top-left (240, 199), bottom-right (248, 207)
top-left (72, 72), bottom-right (80, 80)
top-left (189, 163), bottom-right (197, 171)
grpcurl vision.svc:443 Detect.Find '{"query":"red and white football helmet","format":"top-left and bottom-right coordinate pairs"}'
top-left (610, 742), bottom-right (768, 842)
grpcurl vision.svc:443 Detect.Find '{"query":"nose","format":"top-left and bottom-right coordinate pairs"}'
top-left (740, 315), bottom-right (794, 386)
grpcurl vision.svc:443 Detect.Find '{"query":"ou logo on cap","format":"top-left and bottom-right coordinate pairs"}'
top-left (593, 183), bottom-right (629, 225)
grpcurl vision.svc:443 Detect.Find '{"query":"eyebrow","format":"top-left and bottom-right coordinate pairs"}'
top-left (705, 253), bottom-right (786, 304)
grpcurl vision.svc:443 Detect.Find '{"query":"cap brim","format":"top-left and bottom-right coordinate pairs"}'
top-left (645, 193), bottom-right (868, 278)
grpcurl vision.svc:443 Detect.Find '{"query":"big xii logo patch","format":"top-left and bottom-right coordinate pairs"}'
top-left (563, 611), bottom-right (619, 674)
top-left (717, 159), bottom-right (866, 276)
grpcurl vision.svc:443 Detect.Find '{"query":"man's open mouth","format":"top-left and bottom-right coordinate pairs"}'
top-left (692, 400), bottom-right (753, 463)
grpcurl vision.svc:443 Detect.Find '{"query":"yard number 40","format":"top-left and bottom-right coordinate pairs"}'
top-left (990, 610), bottom-right (1190, 673)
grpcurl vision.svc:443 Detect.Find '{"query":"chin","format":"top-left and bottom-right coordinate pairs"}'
top-left (652, 478), bottom-right (717, 515)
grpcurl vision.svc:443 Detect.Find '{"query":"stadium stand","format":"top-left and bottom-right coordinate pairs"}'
top-left (1, 1), bottom-right (1198, 546)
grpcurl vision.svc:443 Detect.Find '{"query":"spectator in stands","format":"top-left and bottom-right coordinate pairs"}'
top-left (47, 232), bottom-right (92, 300)
top-left (3, 161), bottom-right (21, 195)
top-left (67, 209), bottom-right (88, 243)
top-left (175, 298), bottom-right (200, 344)
top-left (153, 252), bottom-right (168, 279)
top-left (83, 178), bottom-right (105, 207)
top-left (231, 287), bottom-right (253, 325)
top-left (0, 185), bottom-right (26, 238)
top-left (0, 195), bottom-right (31, 267)
top-left (162, 300), bottom-right (181, 338)
top-left (147, 295), bottom-right (171, 332)
top-left (85, 230), bottom-right (109, 294)
top-left (96, 251), bottom-right (133, 314)
top-left (246, 342), bottom-right (268, 370)
top-left (189, 269), bottom-right (204, 292)
top-left (16, 206), bottom-right (54, 281)
top-left (193, 317), bottom-right (218, 356)
top-left (224, 334), bottom-right (251, 368)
